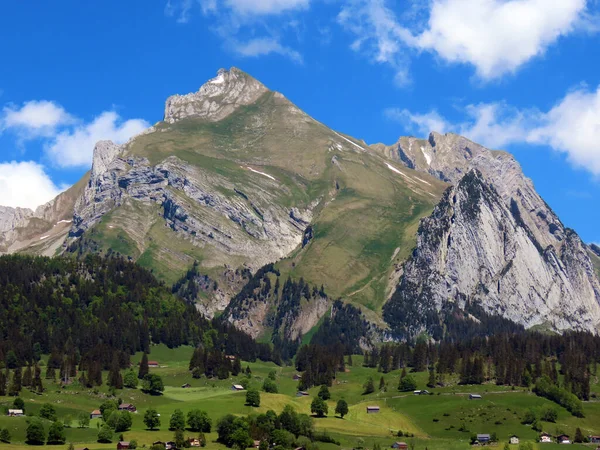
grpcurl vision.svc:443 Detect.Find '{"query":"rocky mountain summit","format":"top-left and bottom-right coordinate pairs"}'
top-left (384, 170), bottom-right (600, 336)
top-left (1, 67), bottom-right (599, 340)
top-left (164, 68), bottom-right (268, 124)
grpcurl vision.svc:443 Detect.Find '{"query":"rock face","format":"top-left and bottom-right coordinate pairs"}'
top-left (384, 170), bottom-right (600, 336)
top-left (164, 68), bottom-right (268, 124)
top-left (0, 179), bottom-right (86, 255)
top-left (379, 132), bottom-right (566, 250)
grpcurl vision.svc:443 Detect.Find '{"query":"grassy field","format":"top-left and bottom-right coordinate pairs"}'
top-left (1, 347), bottom-right (598, 450)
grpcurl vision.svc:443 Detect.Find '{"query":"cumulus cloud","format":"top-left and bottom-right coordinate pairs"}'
top-left (417, 0), bottom-right (588, 79)
top-left (339, 0), bottom-right (595, 82)
top-left (46, 111), bottom-right (149, 168)
top-left (386, 84), bottom-right (600, 176)
top-left (1, 100), bottom-right (75, 138)
top-left (231, 37), bottom-right (303, 63)
top-left (0, 161), bottom-right (64, 210)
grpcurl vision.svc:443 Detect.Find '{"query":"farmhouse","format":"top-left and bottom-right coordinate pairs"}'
top-left (189, 438), bottom-right (201, 447)
top-left (509, 435), bottom-right (519, 445)
top-left (469, 394), bottom-right (482, 400)
top-left (391, 442), bottom-right (408, 449)
top-left (253, 440), bottom-right (261, 448)
top-left (557, 434), bottom-right (570, 444)
top-left (590, 436), bottom-right (600, 444)
top-left (293, 374), bottom-right (302, 380)
top-left (7, 409), bottom-right (24, 416)
top-left (296, 391), bottom-right (309, 397)
top-left (232, 384), bottom-right (245, 391)
top-left (76, 447), bottom-right (91, 450)
top-left (181, 383), bottom-right (192, 388)
top-left (118, 403), bottom-right (137, 412)
top-left (148, 360), bottom-right (160, 368)
top-left (366, 406), bottom-right (380, 414)
top-left (117, 442), bottom-right (130, 450)
top-left (477, 434), bottom-right (491, 444)
top-left (90, 409), bottom-right (102, 419)
top-left (540, 432), bottom-right (552, 443)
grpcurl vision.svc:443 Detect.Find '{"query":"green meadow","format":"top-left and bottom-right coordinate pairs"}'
top-left (1, 346), bottom-right (598, 450)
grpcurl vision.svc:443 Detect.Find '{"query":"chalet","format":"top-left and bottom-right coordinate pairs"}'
top-left (253, 440), bottom-right (261, 448)
top-left (118, 403), bottom-right (137, 412)
top-left (557, 434), bottom-right (570, 444)
top-left (76, 447), bottom-right (91, 450)
top-left (509, 435), bottom-right (519, 445)
top-left (413, 390), bottom-right (422, 395)
top-left (166, 442), bottom-right (177, 450)
top-left (590, 436), bottom-right (600, 444)
top-left (7, 409), bottom-right (24, 416)
top-left (469, 394), bottom-right (482, 400)
top-left (391, 442), bottom-right (408, 449)
top-left (181, 383), bottom-right (192, 388)
top-left (232, 384), bottom-right (245, 391)
top-left (296, 391), bottom-right (309, 397)
top-left (540, 433), bottom-right (553, 443)
top-left (477, 434), bottom-right (490, 444)
top-left (366, 406), bottom-right (380, 414)
top-left (189, 438), bottom-right (201, 447)
top-left (90, 409), bottom-right (102, 420)
top-left (117, 442), bottom-right (130, 450)
top-left (225, 355), bottom-right (237, 361)
top-left (148, 361), bottom-right (160, 368)
top-left (293, 374), bottom-right (302, 380)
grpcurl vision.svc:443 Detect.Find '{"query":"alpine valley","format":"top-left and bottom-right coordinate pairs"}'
top-left (2, 67), bottom-right (600, 347)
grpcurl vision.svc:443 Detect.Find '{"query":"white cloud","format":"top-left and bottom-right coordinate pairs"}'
top-left (166, 0), bottom-right (309, 63)
top-left (231, 37), bottom-right (303, 63)
top-left (0, 161), bottom-right (64, 210)
top-left (528, 85), bottom-right (600, 175)
top-left (384, 108), bottom-right (450, 135)
top-left (1, 100), bottom-right (75, 137)
top-left (387, 84), bottom-right (600, 176)
top-left (338, 0), bottom-right (595, 82)
top-left (417, 0), bottom-right (588, 79)
top-left (46, 111), bottom-right (149, 168)
top-left (338, 0), bottom-right (415, 86)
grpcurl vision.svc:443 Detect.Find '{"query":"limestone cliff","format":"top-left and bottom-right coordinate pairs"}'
top-left (383, 170), bottom-right (600, 336)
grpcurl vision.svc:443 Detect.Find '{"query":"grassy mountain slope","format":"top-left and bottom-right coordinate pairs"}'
top-left (71, 71), bottom-right (446, 326)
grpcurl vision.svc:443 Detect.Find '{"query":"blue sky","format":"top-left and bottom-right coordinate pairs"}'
top-left (0, 0), bottom-right (599, 244)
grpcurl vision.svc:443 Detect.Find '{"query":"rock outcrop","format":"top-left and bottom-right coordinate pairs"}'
top-left (384, 170), bottom-right (600, 336)
top-left (164, 68), bottom-right (268, 124)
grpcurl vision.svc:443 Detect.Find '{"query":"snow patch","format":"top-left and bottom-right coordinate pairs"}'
top-left (386, 163), bottom-right (409, 178)
top-left (334, 132), bottom-right (365, 151)
top-left (55, 219), bottom-right (72, 225)
top-left (421, 146), bottom-right (432, 166)
top-left (414, 176), bottom-right (432, 186)
top-left (39, 235), bottom-right (49, 240)
top-left (210, 73), bottom-right (225, 85)
top-left (244, 166), bottom-right (276, 181)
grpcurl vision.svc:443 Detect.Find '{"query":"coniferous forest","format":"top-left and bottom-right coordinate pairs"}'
top-left (0, 254), bottom-right (272, 371)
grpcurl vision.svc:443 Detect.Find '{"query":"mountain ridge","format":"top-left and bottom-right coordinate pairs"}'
top-left (1, 67), bottom-right (599, 340)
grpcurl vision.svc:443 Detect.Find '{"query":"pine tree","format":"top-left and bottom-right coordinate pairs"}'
top-left (0, 370), bottom-right (6, 396)
top-left (379, 376), bottom-right (386, 391)
top-left (138, 353), bottom-right (149, 379)
top-left (9, 368), bottom-right (22, 396)
top-left (33, 365), bottom-right (43, 393)
top-left (108, 354), bottom-right (123, 389)
top-left (427, 366), bottom-right (436, 388)
top-left (22, 364), bottom-right (32, 387)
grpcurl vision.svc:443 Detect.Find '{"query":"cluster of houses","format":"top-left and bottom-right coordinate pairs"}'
top-left (89, 403), bottom-right (137, 420)
top-left (115, 439), bottom-right (203, 449)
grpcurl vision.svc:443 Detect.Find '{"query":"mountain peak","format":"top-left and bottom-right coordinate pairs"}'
top-left (163, 67), bottom-right (269, 124)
